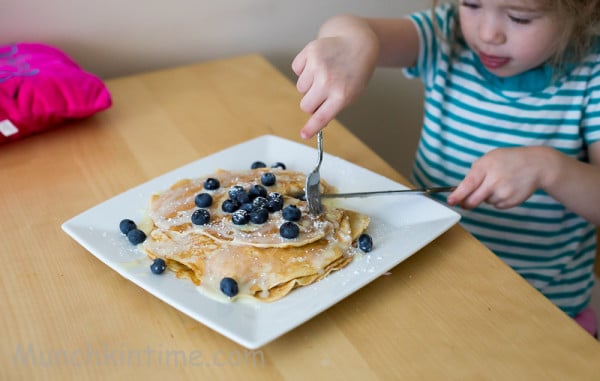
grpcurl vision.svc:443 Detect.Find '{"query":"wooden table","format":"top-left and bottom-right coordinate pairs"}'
top-left (2, 55), bottom-right (600, 380)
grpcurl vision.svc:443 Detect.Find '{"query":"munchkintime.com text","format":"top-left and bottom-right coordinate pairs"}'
top-left (13, 343), bottom-right (265, 368)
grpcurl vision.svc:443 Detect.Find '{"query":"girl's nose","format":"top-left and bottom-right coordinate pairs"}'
top-left (479, 19), bottom-right (506, 45)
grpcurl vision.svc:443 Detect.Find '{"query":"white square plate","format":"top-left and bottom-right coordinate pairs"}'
top-left (62, 134), bottom-right (460, 349)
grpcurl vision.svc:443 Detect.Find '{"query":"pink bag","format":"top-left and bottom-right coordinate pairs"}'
top-left (0, 42), bottom-right (111, 144)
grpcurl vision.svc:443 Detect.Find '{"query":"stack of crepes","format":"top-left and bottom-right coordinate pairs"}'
top-left (142, 168), bottom-right (370, 302)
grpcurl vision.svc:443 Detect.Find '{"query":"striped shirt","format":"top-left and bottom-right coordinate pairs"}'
top-left (404, 4), bottom-right (600, 317)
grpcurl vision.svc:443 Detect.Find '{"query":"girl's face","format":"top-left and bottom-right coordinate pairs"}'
top-left (458, 0), bottom-right (562, 77)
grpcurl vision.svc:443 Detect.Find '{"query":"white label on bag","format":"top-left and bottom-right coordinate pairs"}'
top-left (0, 120), bottom-right (18, 137)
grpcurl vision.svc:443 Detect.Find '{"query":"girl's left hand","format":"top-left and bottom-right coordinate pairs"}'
top-left (447, 147), bottom-right (551, 209)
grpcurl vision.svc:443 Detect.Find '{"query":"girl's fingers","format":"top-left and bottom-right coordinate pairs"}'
top-left (296, 70), bottom-right (314, 94)
top-left (300, 85), bottom-right (327, 114)
top-left (447, 182), bottom-right (474, 206)
top-left (301, 97), bottom-right (343, 139)
top-left (291, 49), bottom-right (307, 76)
top-left (462, 187), bottom-right (490, 209)
top-left (448, 171), bottom-right (486, 208)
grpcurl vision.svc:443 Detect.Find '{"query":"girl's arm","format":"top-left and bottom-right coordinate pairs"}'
top-left (362, 18), bottom-right (421, 68)
top-left (292, 15), bottom-right (420, 139)
top-left (540, 141), bottom-right (600, 224)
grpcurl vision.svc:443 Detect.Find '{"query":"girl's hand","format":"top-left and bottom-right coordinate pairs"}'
top-left (447, 147), bottom-right (552, 209)
top-left (292, 17), bottom-right (379, 139)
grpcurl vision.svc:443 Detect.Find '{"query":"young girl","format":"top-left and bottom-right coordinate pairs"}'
top-left (292, 0), bottom-right (600, 335)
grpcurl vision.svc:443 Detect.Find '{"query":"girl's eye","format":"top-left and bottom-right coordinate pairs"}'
top-left (509, 15), bottom-right (532, 25)
top-left (460, 1), bottom-right (480, 9)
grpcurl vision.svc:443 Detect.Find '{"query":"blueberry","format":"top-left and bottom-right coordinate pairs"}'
top-left (204, 177), bottom-right (220, 190)
top-left (150, 258), bottom-right (166, 274)
top-left (228, 185), bottom-right (245, 200)
top-left (191, 208), bottom-right (211, 225)
top-left (261, 172), bottom-right (276, 186)
top-left (127, 228), bottom-right (146, 245)
top-left (267, 192), bottom-right (284, 212)
top-left (239, 202), bottom-right (254, 212)
top-left (220, 277), bottom-right (239, 297)
top-left (194, 193), bottom-right (213, 208)
top-left (250, 207), bottom-right (269, 224)
top-left (357, 234), bottom-right (373, 253)
top-left (233, 189), bottom-right (250, 204)
top-left (221, 199), bottom-right (240, 213)
top-left (250, 161), bottom-right (267, 169)
top-left (252, 196), bottom-right (269, 209)
top-left (282, 205), bottom-right (301, 221)
top-left (271, 162), bottom-right (286, 170)
top-left (280, 222), bottom-right (300, 239)
top-left (232, 209), bottom-right (250, 225)
top-left (119, 219), bottom-right (137, 235)
top-left (248, 184), bottom-right (267, 199)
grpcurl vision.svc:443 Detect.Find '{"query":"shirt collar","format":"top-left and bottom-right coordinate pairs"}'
top-left (471, 51), bottom-right (554, 93)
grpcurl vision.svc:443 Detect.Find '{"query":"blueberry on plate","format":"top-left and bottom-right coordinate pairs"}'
top-left (232, 209), bottom-right (250, 225)
top-left (220, 277), bottom-right (239, 297)
top-left (191, 208), bottom-right (211, 225)
top-left (357, 233), bottom-right (373, 253)
top-left (228, 185), bottom-right (245, 199)
top-left (252, 196), bottom-right (269, 209)
top-left (204, 177), bottom-right (220, 190)
top-left (248, 184), bottom-right (267, 199)
top-left (239, 202), bottom-right (254, 212)
top-left (127, 228), bottom-right (146, 245)
top-left (150, 258), bottom-right (166, 274)
top-left (230, 187), bottom-right (250, 203)
top-left (234, 189), bottom-right (250, 204)
top-left (250, 161), bottom-right (267, 169)
top-left (119, 219), bottom-right (137, 235)
top-left (267, 192), bottom-right (284, 212)
top-left (261, 172), bottom-right (276, 186)
top-left (250, 207), bottom-right (269, 224)
top-left (221, 199), bottom-right (240, 213)
top-left (280, 221), bottom-right (300, 239)
top-left (194, 192), bottom-right (213, 208)
top-left (282, 205), bottom-right (301, 221)
top-left (271, 162), bottom-right (286, 170)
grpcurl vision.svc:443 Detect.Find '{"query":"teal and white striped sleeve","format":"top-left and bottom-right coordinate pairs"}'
top-left (402, 3), bottom-right (455, 87)
top-left (583, 47), bottom-right (600, 145)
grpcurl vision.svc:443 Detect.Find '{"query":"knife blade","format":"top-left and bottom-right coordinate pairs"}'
top-left (320, 186), bottom-right (457, 199)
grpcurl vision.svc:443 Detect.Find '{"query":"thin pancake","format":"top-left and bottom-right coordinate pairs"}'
top-left (142, 168), bottom-right (370, 302)
top-left (147, 168), bottom-right (337, 247)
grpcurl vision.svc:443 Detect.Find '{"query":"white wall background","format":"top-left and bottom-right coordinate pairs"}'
top-left (1, 0), bottom-right (429, 178)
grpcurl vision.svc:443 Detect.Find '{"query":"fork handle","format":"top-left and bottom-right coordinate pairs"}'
top-left (315, 130), bottom-right (323, 170)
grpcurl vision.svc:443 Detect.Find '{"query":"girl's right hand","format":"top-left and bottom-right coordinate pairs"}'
top-left (292, 16), bottom-right (379, 139)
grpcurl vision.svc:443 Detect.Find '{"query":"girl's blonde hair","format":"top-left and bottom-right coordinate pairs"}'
top-left (433, 0), bottom-right (600, 71)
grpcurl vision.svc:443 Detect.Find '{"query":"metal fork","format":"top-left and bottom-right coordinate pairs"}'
top-left (305, 130), bottom-right (324, 215)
